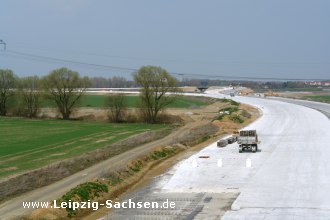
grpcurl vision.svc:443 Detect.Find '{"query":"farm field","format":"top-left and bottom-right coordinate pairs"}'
top-left (256, 87), bottom-right (324, 93)
top-left (303, 95), bottom-right (330, 103)
top-left (0, 118), bottom-right (168, 178)
top-left (42, 95), bottom-right (210, 108)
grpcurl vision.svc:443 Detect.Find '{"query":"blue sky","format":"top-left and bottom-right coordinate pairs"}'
top-left (1, 0), bottom-right (330, 80)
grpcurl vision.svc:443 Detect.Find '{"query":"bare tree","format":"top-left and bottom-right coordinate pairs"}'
top-left (0, 69), bottom-right (16, 116)
top-left (105, 94), bottom-right (127, 122)
top-left (133, 66), bottom-right (179, 123)
top-left (110, 76), bottom-right (128, 88)
top-left (42, 67), bottom-right (90, 119)
top-left (17, 76), bottom-right (42, 118)
top-left (89, 76), bottom-right (134, 88)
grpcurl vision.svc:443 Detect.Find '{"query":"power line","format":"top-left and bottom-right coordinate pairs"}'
top-left (8, 42), bottom-right (330, 66)
top-left (4, 50), bottom-right (136, 72)
top-left (1, 49), bottom-right (329, 81)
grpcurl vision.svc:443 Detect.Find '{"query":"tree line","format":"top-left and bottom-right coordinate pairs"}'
top-left (89, 76), bottom-right (317, 91)
top-left (0, 65), bottom-right (178, 123)
top-left (90, 76), bottom-right (135, 88)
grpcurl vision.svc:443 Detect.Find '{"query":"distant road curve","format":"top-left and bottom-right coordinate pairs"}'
top-left (269, 97), bottom-right (330, 118)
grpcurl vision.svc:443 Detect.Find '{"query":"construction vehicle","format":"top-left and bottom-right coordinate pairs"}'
top-left (237, 130), bottom-right (260, 153)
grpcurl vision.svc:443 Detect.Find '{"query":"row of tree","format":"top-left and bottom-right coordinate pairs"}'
top-left (0, 68), bottom-right (90, 119)
top-left (89, 76), bottom-right (317, 91)
top-left (90, 76), bottom-right (134, 88)
top-left (0, 66), bottom-right (178, 123)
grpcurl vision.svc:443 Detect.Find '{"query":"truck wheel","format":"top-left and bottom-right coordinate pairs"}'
top-left (252, 146), bottom-right (256, 153)
top-left (239, 145), bottom-right (242, 153)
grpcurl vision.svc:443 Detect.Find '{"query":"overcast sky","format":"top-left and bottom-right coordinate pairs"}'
top-left (1, 0), bottom-right (330, 80)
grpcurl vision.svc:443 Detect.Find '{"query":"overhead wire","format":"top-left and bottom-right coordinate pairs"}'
top-left (1, 49), bottom-right (329, 81)
top-left (8, 42), bottom-right (330, 66)
top-left (3, 50), bottom-right (136, 72)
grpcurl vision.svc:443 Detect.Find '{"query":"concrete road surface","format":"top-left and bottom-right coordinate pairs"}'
top-left (270, 96), bottom-right (330, 118)
top-left (162, 91), bottom-right (330, 219)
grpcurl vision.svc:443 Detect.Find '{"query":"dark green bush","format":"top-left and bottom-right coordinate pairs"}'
top-left (61, 182), bottom-right (108, 217)
top-left (230, 100), bottom-right (240, 106)
top-left (220, 107), bottom-right (238, 114)
top-left (130, 160), bottom-right (143, 172)
top-left (229, 115), bottom-right (244, 123)
top-left (201, 135), bottom-right (210, 142)
top-left (151, 148), bottom-right (176, 160)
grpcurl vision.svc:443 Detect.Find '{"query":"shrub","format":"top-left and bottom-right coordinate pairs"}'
top-left (229, 114), bottom-right (244, 123)
top-left (230, 100), bottom-right (240, 106)
top-left (61, 182), bottom-right (108, 217)
top-left (150, 147), bottom-right (176, 160)
top-left (129, 160), bottom-right (143, 172)
top-left (219, 98), bottom-right (230, 103)
top-left (219, 98), bottom-right (239, 106)
top-left (220, 106), bottom-right (238, 114)
top-left (201, 135), bottom-right (210, 142)
top-left (214, 114), bottom-right (225, 121)
top-left (107, 173), bottom-right (123, 186)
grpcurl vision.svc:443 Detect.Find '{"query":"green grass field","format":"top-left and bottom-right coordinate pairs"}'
top-left (0, 118), bottom-right (167, 178)
top-left (303, 95), bottom-right (330, 103)
top-left (255, 87), bottom-right (324, 93)
top-left (43, 95), bottom-right (209, 108)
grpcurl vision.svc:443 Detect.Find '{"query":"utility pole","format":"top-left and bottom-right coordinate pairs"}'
top-left (0, 40), bottom-right (6, 50)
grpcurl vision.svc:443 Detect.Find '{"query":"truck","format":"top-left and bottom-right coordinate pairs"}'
top-left (237, 130), bottom-right (259, 153)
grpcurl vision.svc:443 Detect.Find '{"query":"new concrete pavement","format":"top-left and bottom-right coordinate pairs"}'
top-left (162, 91), bottom-right (330, 219)
top-left (104, 91), bottom-right (330, 219)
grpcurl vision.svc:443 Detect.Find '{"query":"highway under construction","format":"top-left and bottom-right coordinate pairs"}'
top-left (103, 89), bottom-right (330, 220)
